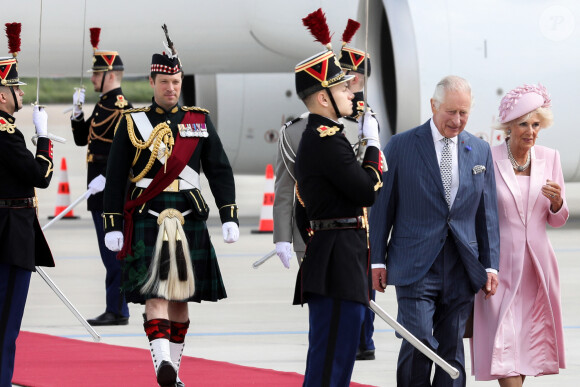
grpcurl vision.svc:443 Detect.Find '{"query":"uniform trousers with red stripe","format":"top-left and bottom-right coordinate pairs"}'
top-left (303, 294), bottom-right (365, 387)
top-left (0, 263), bottom-right (31, 387)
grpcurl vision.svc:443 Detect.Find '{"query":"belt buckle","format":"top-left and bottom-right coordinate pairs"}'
top-left (163, 180), bottom-right (179, 192)
top-left (87, 153), bottom-right (93, 163)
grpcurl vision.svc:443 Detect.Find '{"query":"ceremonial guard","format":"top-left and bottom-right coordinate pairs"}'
top-left (292, 10), bottom-right (383, 386)
top-left (71, 27), bottom-right (131, 326)
top-left (0, 23), bottom-right (54, 386)
top-left (338, 19), bottom-right (376, 161)
top-left (273, 19), bottom-right (379, 274)
top-left (337, 19), bottom-right (379, 361)
top-left (103, 26), bottom-right (239, 387)
top-left (273, 111), bottom-right (308, 268)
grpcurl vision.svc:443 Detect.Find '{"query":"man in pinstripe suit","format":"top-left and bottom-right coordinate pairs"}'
top-left (369, 75), bottom-right (500, 386)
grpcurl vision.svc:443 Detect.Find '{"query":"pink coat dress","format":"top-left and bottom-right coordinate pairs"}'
top-left (470, 144), bottom-right (568, 380)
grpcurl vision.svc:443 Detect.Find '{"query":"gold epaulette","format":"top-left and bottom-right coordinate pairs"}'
top-left (181, 106), bottom-right (210, 114)
top-left (114, 94), bottom-right (129, 108)
top-left (317, 125), bottom-right (340, 137)
top-left (122, 106), bottom-right (150, 115)
top-left (0, 122), bottom-right (16, 134)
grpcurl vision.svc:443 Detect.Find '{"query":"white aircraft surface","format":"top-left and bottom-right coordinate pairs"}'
top-left (3, 0), bottom-right (580, 178)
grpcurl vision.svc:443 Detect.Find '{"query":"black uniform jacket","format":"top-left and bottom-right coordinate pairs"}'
top-left (0, 110), bottom-right (55, 271)
top-left (103, 101), bottom-right (238, 233)
top-left (71, 87), bottom-right (132, 211)
top-left (293, 114), bottom-right (382, 306)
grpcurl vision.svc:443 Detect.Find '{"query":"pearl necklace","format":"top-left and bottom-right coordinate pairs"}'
top-left (506, 139), bottom-right (530, 172)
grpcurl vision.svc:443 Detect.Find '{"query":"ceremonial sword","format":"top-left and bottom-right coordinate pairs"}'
top-left (252, 249), bottom-right (276, 268)
top-left (369, 300), bottom-right (460, 379)
top-left (31, 0), bottom-right (66, 145)
top-left (71, 0), bottom-right (88, 115)
top-left (34, 181), bottom-right (102, 341)
top-left (35, 267), bottom-right (100, 342)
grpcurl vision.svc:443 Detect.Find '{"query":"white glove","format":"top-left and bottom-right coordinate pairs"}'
top-left (222, 222), bottom-right (239, 243)
top-left (358, 111), bottom-right (380, 149)
top-left (32, 105), bottom-right (48, 137)
top-left (72, 88), bottom-right (85, 119)
top-left (105, 231), bottom-right (124, 252)
top-left (87, 175), bottom-right (106, 197)
top-left (275, 241), bottom-right (293, 269)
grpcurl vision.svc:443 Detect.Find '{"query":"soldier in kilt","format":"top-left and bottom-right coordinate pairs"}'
top-left (103, 27), bottom-right (238, 387)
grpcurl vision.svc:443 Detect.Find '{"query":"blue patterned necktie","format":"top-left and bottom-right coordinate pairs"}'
top-left (440, 138), bottom-right (452, 208)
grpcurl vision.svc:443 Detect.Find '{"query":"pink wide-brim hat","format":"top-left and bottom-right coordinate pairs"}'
top-left (498, 84), bottom-right (552, 124)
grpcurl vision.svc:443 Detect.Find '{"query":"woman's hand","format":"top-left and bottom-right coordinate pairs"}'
top-left (542, 179), bottom-right (563, 212)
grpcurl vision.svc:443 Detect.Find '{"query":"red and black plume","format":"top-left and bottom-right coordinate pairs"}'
top-left (90, 27), bottom-right (101, 51)
top-left (5, 23), bottom-right (22, 57)
top-left (341, 19), bottom-right (360, 46)
top-left (302, 8), bottom-right (333, 50)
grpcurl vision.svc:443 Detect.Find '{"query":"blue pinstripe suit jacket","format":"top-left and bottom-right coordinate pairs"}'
top-left (369, 120), bottom-right (500, 292)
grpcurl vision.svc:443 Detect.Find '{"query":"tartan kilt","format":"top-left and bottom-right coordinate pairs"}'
top-left (121, 192), bottom-right (226, 304)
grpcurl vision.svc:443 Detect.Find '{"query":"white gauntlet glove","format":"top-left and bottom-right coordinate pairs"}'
top-left (86, 175), bottom-right (106, 198)
top-left (357, 111), bottom-right (380, 149)
top-left (105, 231), bottom-right (124, 252)
top-left (222, 222), bottom-right (239, 243)
top-left (72, 88), bottom-right (85, 119)
top-left (275, 241), bottom-right (293, 269)
top-left (32, 105), bottom-right (48, 137)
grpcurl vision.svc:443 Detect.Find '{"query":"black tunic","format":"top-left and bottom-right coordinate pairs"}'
top-left (0, 110), bottom-right (54, 271)
top-left (293, 114), bottom-right (382, 306)
top-left (102, 101), bottom-right (238, 303)
top-left (71, 87), bottom-right (132, 211)
top-left (103, 100), bottom-right (238, 231)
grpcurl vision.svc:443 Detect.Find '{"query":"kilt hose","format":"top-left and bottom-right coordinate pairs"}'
top-left (121, 192), bottom-right (226, 304)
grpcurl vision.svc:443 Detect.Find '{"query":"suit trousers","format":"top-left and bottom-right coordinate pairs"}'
top-left (91, 211), bottom-right (129, 317)
top-left (0, 263), bottom-right (31, 387)
top-left (395, 236), bottom-right (473, 387)
top-left (303, 294), bottom-right (365, 387)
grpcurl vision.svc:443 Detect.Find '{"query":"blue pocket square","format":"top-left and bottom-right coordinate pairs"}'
top-left (472, 165), bottom-right (486, 174)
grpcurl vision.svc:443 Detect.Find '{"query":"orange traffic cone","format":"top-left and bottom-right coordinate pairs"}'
top-left (48, 157), bottom-right (79, 219)
top-left (251, 164), bottom-right (274, 233)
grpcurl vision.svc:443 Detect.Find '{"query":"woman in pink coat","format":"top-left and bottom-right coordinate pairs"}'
top-left (471, 84), bottom-right (568, 386)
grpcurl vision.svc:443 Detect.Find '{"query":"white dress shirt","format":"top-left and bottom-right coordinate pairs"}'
top-left (430, 119), bottom-right (459, 208)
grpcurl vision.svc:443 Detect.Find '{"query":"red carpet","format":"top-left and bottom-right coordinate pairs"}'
top-left (14, 331), bottom-right (375, 386)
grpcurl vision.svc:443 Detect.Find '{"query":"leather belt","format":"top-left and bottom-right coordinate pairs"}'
top-left (0, 197), bottom-right (37, 208)
top-left (135, 178), bottom-right (196, 192)
top-left (87, 153), bottom-right (108, 163)
top-left (310, 216), bottom-right (366, 231)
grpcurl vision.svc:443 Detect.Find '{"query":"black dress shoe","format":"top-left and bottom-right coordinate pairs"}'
top-left (87, 312), bottom-right (129, 326)
top-left (356, 349), bottom-right (375, 361)
top-left (157, 360), bottom-right (177, 386)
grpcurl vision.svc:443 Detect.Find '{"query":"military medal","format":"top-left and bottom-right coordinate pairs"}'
top-left (178, 123), bottom-right (208, 138)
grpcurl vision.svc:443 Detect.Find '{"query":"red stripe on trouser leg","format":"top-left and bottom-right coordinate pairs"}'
top-left (144, 319), bottom-right (171, 341)
top-left (170, 320), bottom-right (190, 343)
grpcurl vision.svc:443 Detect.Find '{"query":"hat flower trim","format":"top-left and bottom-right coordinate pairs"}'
top-left (498, 83), bottom-right (552, 122)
